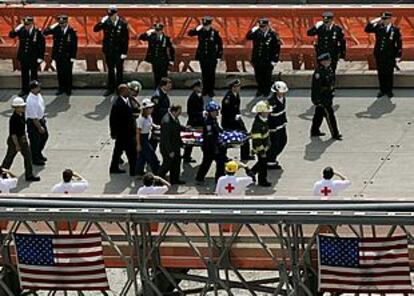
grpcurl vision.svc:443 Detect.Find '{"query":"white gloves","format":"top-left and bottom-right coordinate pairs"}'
top-left (396, 57), bottom-right (401, 63)
top-left (315, 21), bottom-right (324, 29)
top-left (202, 111), bottom-right (208, 118)
top-left (271, 61), bottom-right (277, 66)
top-left (50, 22), bottom-right (59, 30)
top-left (169, 61), bottom-right (174, 66)
top-left (235, 114), bottom-right (242, 120)
top-left (120, 54), bottom-right (127, 59)
top-left (70, 58), bottom-right (76, 63)
top-left (196, 24), bottom-right (203, 31)
top-left (146, 29), bottom-right (155, 35)
top-left (37, 58), bottom-right (43, 64)
top-left (217, 58), bottom-right (221, 63)
top-left (251, 26), bottom-right (259, 32)
top-left (14, 24), bottom-right (24, 32)
top-left (101, 15), bottom-right (109, 23)
top-left (371, 17), bottom-right (382, 24)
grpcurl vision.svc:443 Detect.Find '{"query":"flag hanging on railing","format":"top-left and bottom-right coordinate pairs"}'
top-left (13, 233), bottom-right (109, 291)
top-left (317, 235), bottom-right (413, 293)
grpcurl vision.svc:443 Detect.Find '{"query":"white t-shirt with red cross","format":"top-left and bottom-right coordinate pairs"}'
top-left (51, 180), bottom-right (89, 194)
top-left (215, 175), bottom-right (253, 196)
top-left (0, 178), bottom-right (18, 194)
top-left (313, 179), bottom-right (351, 197)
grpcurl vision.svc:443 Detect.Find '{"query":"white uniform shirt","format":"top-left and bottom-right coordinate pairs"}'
top-left (137, 115), bottom-right (153, 134)
top-left (0, 178), bottom-right (18, 194)
top-left (26, 92), bottom-right (45, 119)
top-left (51, 180), bottom-right (89, 194)
top-left (137, 185), bottom-right (169, 196)
top-left (215, 175), bottom-right (253, 196)
top-left (313, 179), bottom-right (351, 197)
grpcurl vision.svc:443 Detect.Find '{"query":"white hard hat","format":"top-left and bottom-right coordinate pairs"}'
top-left (141, 98), bottom-right (154, 109)
top-left (252, 101), bottom-right (271, 113)
top-left (11, 97), bottom-right (26, 107)
top-left (271, 81), bottom-right (289, 93)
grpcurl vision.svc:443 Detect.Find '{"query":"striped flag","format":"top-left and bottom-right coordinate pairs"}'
top-left (13, 233), bottom-right (109, 291)
top-left (317, 235), bottom-right (413, 293)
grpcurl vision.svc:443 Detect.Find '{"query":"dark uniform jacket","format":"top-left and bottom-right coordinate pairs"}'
top-left (202, 115), bottom-right (223, 154)
top-left (186, 91), bottom-right (204, 127)
top-left (151, 87), bottom-right (171, 125)
top-left (160, 112), bottom-right (183, 156)
top-left (188, 28), bottom-right (223, 62)
top-left (311, 65), bottom-right (335, 106)
top-left (139, 32), bottom-right (175, 64)
top-left (93, 18), bottom-right (129, 58)
top-left (267, 94), bottom-right (287, 131)
top-left (9, 27), bottom-right (45, 62)
top-left (246, 29), bottom-right (281, 65)
top-left (43, 25), bottom-right (78, 60)
top-left (109, 96), bottom-right (135, 140)
top-left (307, 24), bottom-right (346, 60)
top-left (221, 90), bottom-right (242, 130)
top-left (365, 23), bottom-right (402, 59)
top-left (251, 115), bottom-right (270, 155)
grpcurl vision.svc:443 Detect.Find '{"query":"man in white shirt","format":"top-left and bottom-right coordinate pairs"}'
top-left (216, 161), bottom-right (253, 196)
top-left (26, 80), bottom-right (48, 166)
top-left (52, 169), bottom-right (88, 194)
top-left (313, 167), bottom-right (351, 197)
top-left (137, 173), bottom-right (170, 196)
top-left (0, 168), bottom-right (18, 194)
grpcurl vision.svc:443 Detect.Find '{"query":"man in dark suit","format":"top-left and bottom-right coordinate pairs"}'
top-left (139, 23), bottom-right (175, 89)
top-left (44, 15), bottom-right (78, 96)
top-left (365, 12), bottom-right (403, 98)
top-left (9, 16), bottom-right (45, 96)
top-left (94, 5), bottom-right (129, 96)
top-left (158, 105), bottom-right (185, 185)
top-left (188, 16), bottom-right (223, 98)
top-left (246, 18), bottom-right (281, 98)
top-left (109, 84), bottom-right (137, 175)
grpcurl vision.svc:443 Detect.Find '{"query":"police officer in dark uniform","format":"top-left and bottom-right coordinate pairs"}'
top-left (246, 18), bottom-right (281, 98)
top-left (365, 12), bottom-right (402, 98)
top-left (94, 5), bottom-right (129, 96)
top-left (139, 23), bottom-right (175, 89)
top-left (44, 15), bottom-right (78, 96)
top-left (196, 101), bottom-right (226, 183)
top-left (307, 12), bottom-right (346, 73)
top-left (183, 79), bottom-right (204, 163)
top-left (151, 77), bottom-right (172, 150)
top-left (9, 16), bottom-right (45, 96)
top-left (221, 79), bottom-right (252, 161)
top-left (188, 16), bottom-right (223, 98)
top-left (310, 53), bottom-right (342, 141)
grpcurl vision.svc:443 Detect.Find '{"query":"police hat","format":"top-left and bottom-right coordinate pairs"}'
top-left (23, 16), bottom-right (34, 25)
top-left (107, 5), bottom-right (118, 15)
top-left (57, 15), bottom-right (68, 24)
top-left (258, 18), bottom-right (269, 27)
top-left (228, 79), bottom-right (241, 88)
top-left (154, 23), bottom-right (164, 31)
top-left (322, 11), bottom-right (334, 21)
top-left (202, 16), bottom-right (213, 26)
top-left (29, 80), bottom-right (41, 90)
top-left (317, 52), bottom-right (331, 62)
top-left (381, 11), bottom-right (392, 19)
top-left (190, 79), bottom-right (202, 89)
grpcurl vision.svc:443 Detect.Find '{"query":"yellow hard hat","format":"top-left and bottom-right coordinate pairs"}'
top-left (252, 101), bottom-right (271, 113)
top-left (225, 161), bottom-right (239, 173)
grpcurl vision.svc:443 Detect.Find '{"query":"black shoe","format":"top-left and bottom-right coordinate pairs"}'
top-left (33, 160), bottom-right (45, 166)
top-left (110, 168), bottom-right (126, 174)
top-left (387, 92), bottom-right (394, 98)
top-left (268, 164), bottom-right (282, 170)
top-left (241, 156), bottom-right (255, 161)
top-left (103, 89), bottom-right (114, 96)
top-left (311, 131), bottom-right (326, 137)
top-left (172, 180), bottom-right (186, 185)
top-left (55, 90), bottom-right (65, 96)
top-left (119, 158), bottom-right (125, 165)
top-left (332, 134), bottom-right (343, 141)
top-left (377, 91), bottom-right (385, 98)
top-left (18, 91), bottom-right (28, 97)
top-left (195, 179), bottom-right (205, 185)
top-left (40, 155), bottom-right (47, 162)
top-left (183, 158), bottom-right (196, 164)
top-left (246, 169), bottom-right (256, 183)
top-left (66, 90), bottom-right (72, 96)
top-left (26, 176), bottom-right (40, 182)
top-left (258, 181), bottom-right (272, 187)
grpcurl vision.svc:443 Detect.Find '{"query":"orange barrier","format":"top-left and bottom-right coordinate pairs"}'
top-left (1, 5), bottom-right (414, 70)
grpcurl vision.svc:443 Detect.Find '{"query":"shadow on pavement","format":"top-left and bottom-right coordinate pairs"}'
top-left (14, 165), bottom-right (46, 193)
top-left (45, 94), bottom-right (71, 118)
top-left (355, 97), bottom-right (396, 119)
top-left (298, 104), bottom-right (339, 122)
top-left (84, 95), bottom-right (113, 121)
top-left (304, 137), bottom-right (335, 161)
top-left (103, 173), bottom-right (134, 194)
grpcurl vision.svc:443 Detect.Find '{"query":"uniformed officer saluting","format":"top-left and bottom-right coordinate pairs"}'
top-left (44, 15), bottom-right (78, 96)
top-left (9, 16), bottom-right (45, 96)
top-left (246, 18), bottom-right (281, 98)
top-left (139, 23), bottom-right (175, 89)
top-left (94, 5), bottom-right (129, 96)
top-left (365, 12), bottom-right (402, 98)
top-left (188, 16), bottom-right (223, 98)
top-left (310, 53), bottom-right (342, 141)
top-left (307, 12), bottom-right (345, 73)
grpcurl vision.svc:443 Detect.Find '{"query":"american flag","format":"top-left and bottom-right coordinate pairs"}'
top-left (13, 233), bottom-right (109, 291)
top-left (317, 235), bottom-right (413, 293)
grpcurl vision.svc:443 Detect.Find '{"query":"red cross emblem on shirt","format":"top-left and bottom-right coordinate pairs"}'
top-left (320, 186), bottom-right (332, 196)
top-left (225, 183), bottom-right (235, 193)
